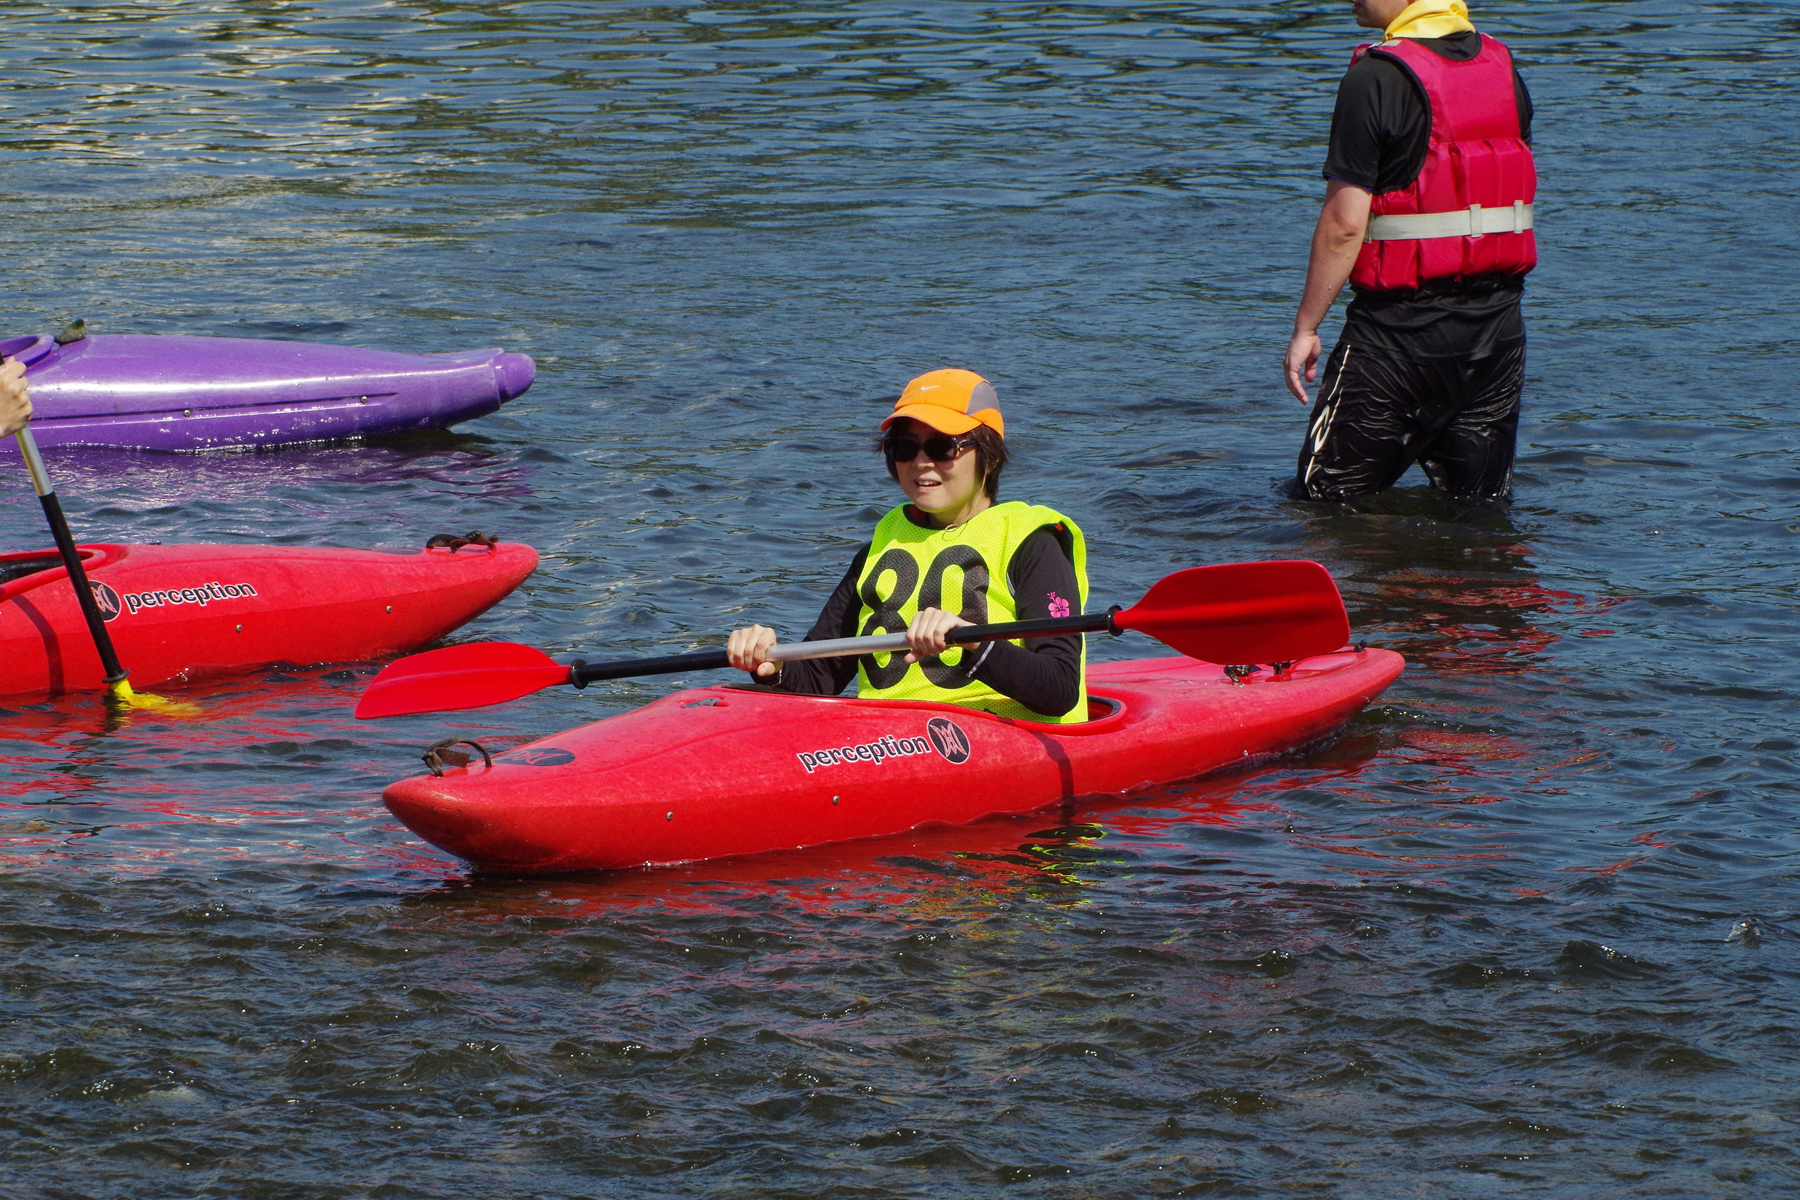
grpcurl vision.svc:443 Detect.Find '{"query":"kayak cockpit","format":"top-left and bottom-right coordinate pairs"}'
top-left (1011, 693), bottom-right (1130, 735)
top-left (0, 544), bottom-right (126, 597)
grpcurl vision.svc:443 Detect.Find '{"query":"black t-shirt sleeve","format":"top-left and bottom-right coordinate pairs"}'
top-left (1322, 34), bottom-right (1533, 196)
top-left (764, 544), bottom-right (868, 697)
top-left (967, 524), bottom-right (1084, 718)
top-left (1323, 53), bottom-right (1430, 193)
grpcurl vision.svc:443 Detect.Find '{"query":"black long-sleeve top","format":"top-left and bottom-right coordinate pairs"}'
top-left (769, 513), bottom-right (1084, 718)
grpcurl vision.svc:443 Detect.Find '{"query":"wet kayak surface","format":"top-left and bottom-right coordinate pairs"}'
top-left (2, 2), bottom-right (1796, 1196)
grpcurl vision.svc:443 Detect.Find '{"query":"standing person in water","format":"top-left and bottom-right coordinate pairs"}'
top-left (1284, 0), bottom-right (1537, 500)
top-left (727, 368), bottom-right (1090, 723)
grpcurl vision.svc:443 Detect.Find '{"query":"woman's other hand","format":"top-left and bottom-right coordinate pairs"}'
top-left (726, 624), bottom-right (781, 678)
top-left (904, 607), bottom-right (974, 664)
top-left (0, 358), bottom-right (31, 440)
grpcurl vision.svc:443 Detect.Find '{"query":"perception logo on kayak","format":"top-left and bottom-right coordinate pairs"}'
top-left (89, 581), bottom-right (123, 623)
top-left (795, 717), bottom-right (974, 774)
top-left (926, 717), bottom-right (972, 765)
top-left (120, 581), bottom-right (259, 617)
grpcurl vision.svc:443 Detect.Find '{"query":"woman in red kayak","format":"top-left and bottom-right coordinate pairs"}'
top-left (727, 369), bottom-right (1090, 723)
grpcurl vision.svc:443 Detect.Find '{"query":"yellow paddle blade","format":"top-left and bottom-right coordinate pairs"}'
top-left (107, 679), bottom-right (204, 718)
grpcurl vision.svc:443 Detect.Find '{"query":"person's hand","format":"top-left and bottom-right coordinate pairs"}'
top-left (1284, 330), bottom-right (1322, 404)
top-left (726, 624), bottom-right (781, 678)
top-left (0, 357), bottom-right (30, 439)
top-left (904, 607), bottom-right (974, 664)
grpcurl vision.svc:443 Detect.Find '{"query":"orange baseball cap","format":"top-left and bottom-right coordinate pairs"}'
top-left (881, 368), bottom-right (1005, 439)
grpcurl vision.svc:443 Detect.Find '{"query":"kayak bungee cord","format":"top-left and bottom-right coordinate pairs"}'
top-left (14, 425), bottom-right (197, 715)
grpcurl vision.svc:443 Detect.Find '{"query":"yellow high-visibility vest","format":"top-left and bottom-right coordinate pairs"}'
top-left (854, 501), bottom-right (1089, 723)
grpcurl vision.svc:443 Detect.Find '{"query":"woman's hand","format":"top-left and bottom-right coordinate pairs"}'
top-left (726, 624), bottom-right (781, 678)
top-left (0, 358), bottom-right (31, 440)
top-left (904, 607), bottom-right (974, 664)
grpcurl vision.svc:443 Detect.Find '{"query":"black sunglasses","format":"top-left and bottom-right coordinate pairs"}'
top-left (881, 433), bottom-right (977, 463)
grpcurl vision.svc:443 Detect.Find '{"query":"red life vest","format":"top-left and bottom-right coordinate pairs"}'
top-left (1349, 34), bottom-right (1537, 293)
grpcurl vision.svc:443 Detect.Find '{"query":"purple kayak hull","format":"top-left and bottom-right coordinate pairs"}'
top-left (6, 333), bottom-right (534, 451)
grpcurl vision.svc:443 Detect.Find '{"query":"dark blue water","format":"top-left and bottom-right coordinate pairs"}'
top-left (4, 2), bottom-right (1797, 1195)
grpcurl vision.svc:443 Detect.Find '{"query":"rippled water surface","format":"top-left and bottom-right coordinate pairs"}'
top-left (4, 1), bottom-right (1799, 1195)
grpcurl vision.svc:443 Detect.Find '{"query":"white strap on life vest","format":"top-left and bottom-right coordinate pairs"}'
top-left (1365, 200), bottom-right (1534, 241)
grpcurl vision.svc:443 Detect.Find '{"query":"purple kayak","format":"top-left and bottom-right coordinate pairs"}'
top-left (6, 331), bottom-right (534, 451)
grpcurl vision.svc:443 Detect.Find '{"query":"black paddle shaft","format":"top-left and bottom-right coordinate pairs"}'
top-left (947, 608), bottom-right (1119, 644)
top-left (571, 649), bottom-right (731, 686)
top-left (34, 489), bottom-right (130, 686)
top-left (565, 607), bottom-right (1120, 688)
top-left (16, 423), bottom-right (130, 687)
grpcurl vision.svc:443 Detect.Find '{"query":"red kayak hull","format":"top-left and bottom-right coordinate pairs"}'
top-left (382, 648), bottom-right (1405, 873)
top-left (0, 541), bottom-right (537, 700)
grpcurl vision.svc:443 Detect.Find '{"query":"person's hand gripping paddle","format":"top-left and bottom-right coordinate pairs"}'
top-left (353, 559), bottom-right (1352, 719)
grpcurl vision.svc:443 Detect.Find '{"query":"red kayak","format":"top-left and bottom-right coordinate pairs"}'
top-left (1, 539), bottom-right (537, 701)
top-left (382, 647), bottom-right (1404, 873)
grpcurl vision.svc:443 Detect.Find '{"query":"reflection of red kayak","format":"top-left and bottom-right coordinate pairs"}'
top-left (1, 541), bottom-right (537, 701)
top-left (383, 649), bottom-right (1404, 873)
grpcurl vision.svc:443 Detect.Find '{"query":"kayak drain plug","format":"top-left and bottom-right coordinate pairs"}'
top-left (423, 738), bottom-right (493, 777)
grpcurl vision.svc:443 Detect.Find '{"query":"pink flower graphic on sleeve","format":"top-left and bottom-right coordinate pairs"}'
top-left (1047, 592), bottom-right (1071, 618)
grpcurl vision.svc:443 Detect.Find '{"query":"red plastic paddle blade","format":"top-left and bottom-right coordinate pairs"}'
top-left (1112, 560), bottom-right (1350, 664)
top-left (354, 641), bottom-right (570, 719)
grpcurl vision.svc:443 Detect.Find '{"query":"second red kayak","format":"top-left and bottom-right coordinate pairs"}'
top-left (383, 647), bottom-right (1404, 873)
top-left (1, 539), bottom-right (537, 701)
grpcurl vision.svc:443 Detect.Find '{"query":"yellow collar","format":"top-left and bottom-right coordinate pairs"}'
top-left (1384, 0), bottom-right (1476, 39)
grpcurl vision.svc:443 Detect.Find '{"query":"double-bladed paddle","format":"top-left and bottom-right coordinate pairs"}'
top-left (354, 559), bottom-right (1351, 720)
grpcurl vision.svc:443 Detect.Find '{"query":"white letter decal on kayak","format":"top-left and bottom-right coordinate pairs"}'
top-left (794, 724), bottom-right (970, 774)
top-left (115, 581), bottom-right (262, 620)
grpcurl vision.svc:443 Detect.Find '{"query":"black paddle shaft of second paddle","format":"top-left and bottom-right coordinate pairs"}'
top-left (17, 428), bottom-right (130, 686)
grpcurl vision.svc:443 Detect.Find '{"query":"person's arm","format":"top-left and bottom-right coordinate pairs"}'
top-left (1286, 50), bottom-right (1420, 404)
top-left (1515, 64), bottom-right (1533, 143)
top-left (0, 358), bottom-right (30, 439)
top-left (725, 545), bottom-right (869, 696)
top-left (1283, 179), bottom-right (1373, 404)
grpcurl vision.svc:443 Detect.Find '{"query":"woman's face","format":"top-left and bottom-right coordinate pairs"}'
top-left (887, 417), bottom-right (987, 521)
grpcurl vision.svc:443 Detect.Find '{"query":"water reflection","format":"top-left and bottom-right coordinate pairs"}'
top-left (4, 0), bottom-right (1797, 1190)
top-left (1288, 486), bottom-right (1622, 673)
top-left (0, 434), bottom-right (531, 506)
